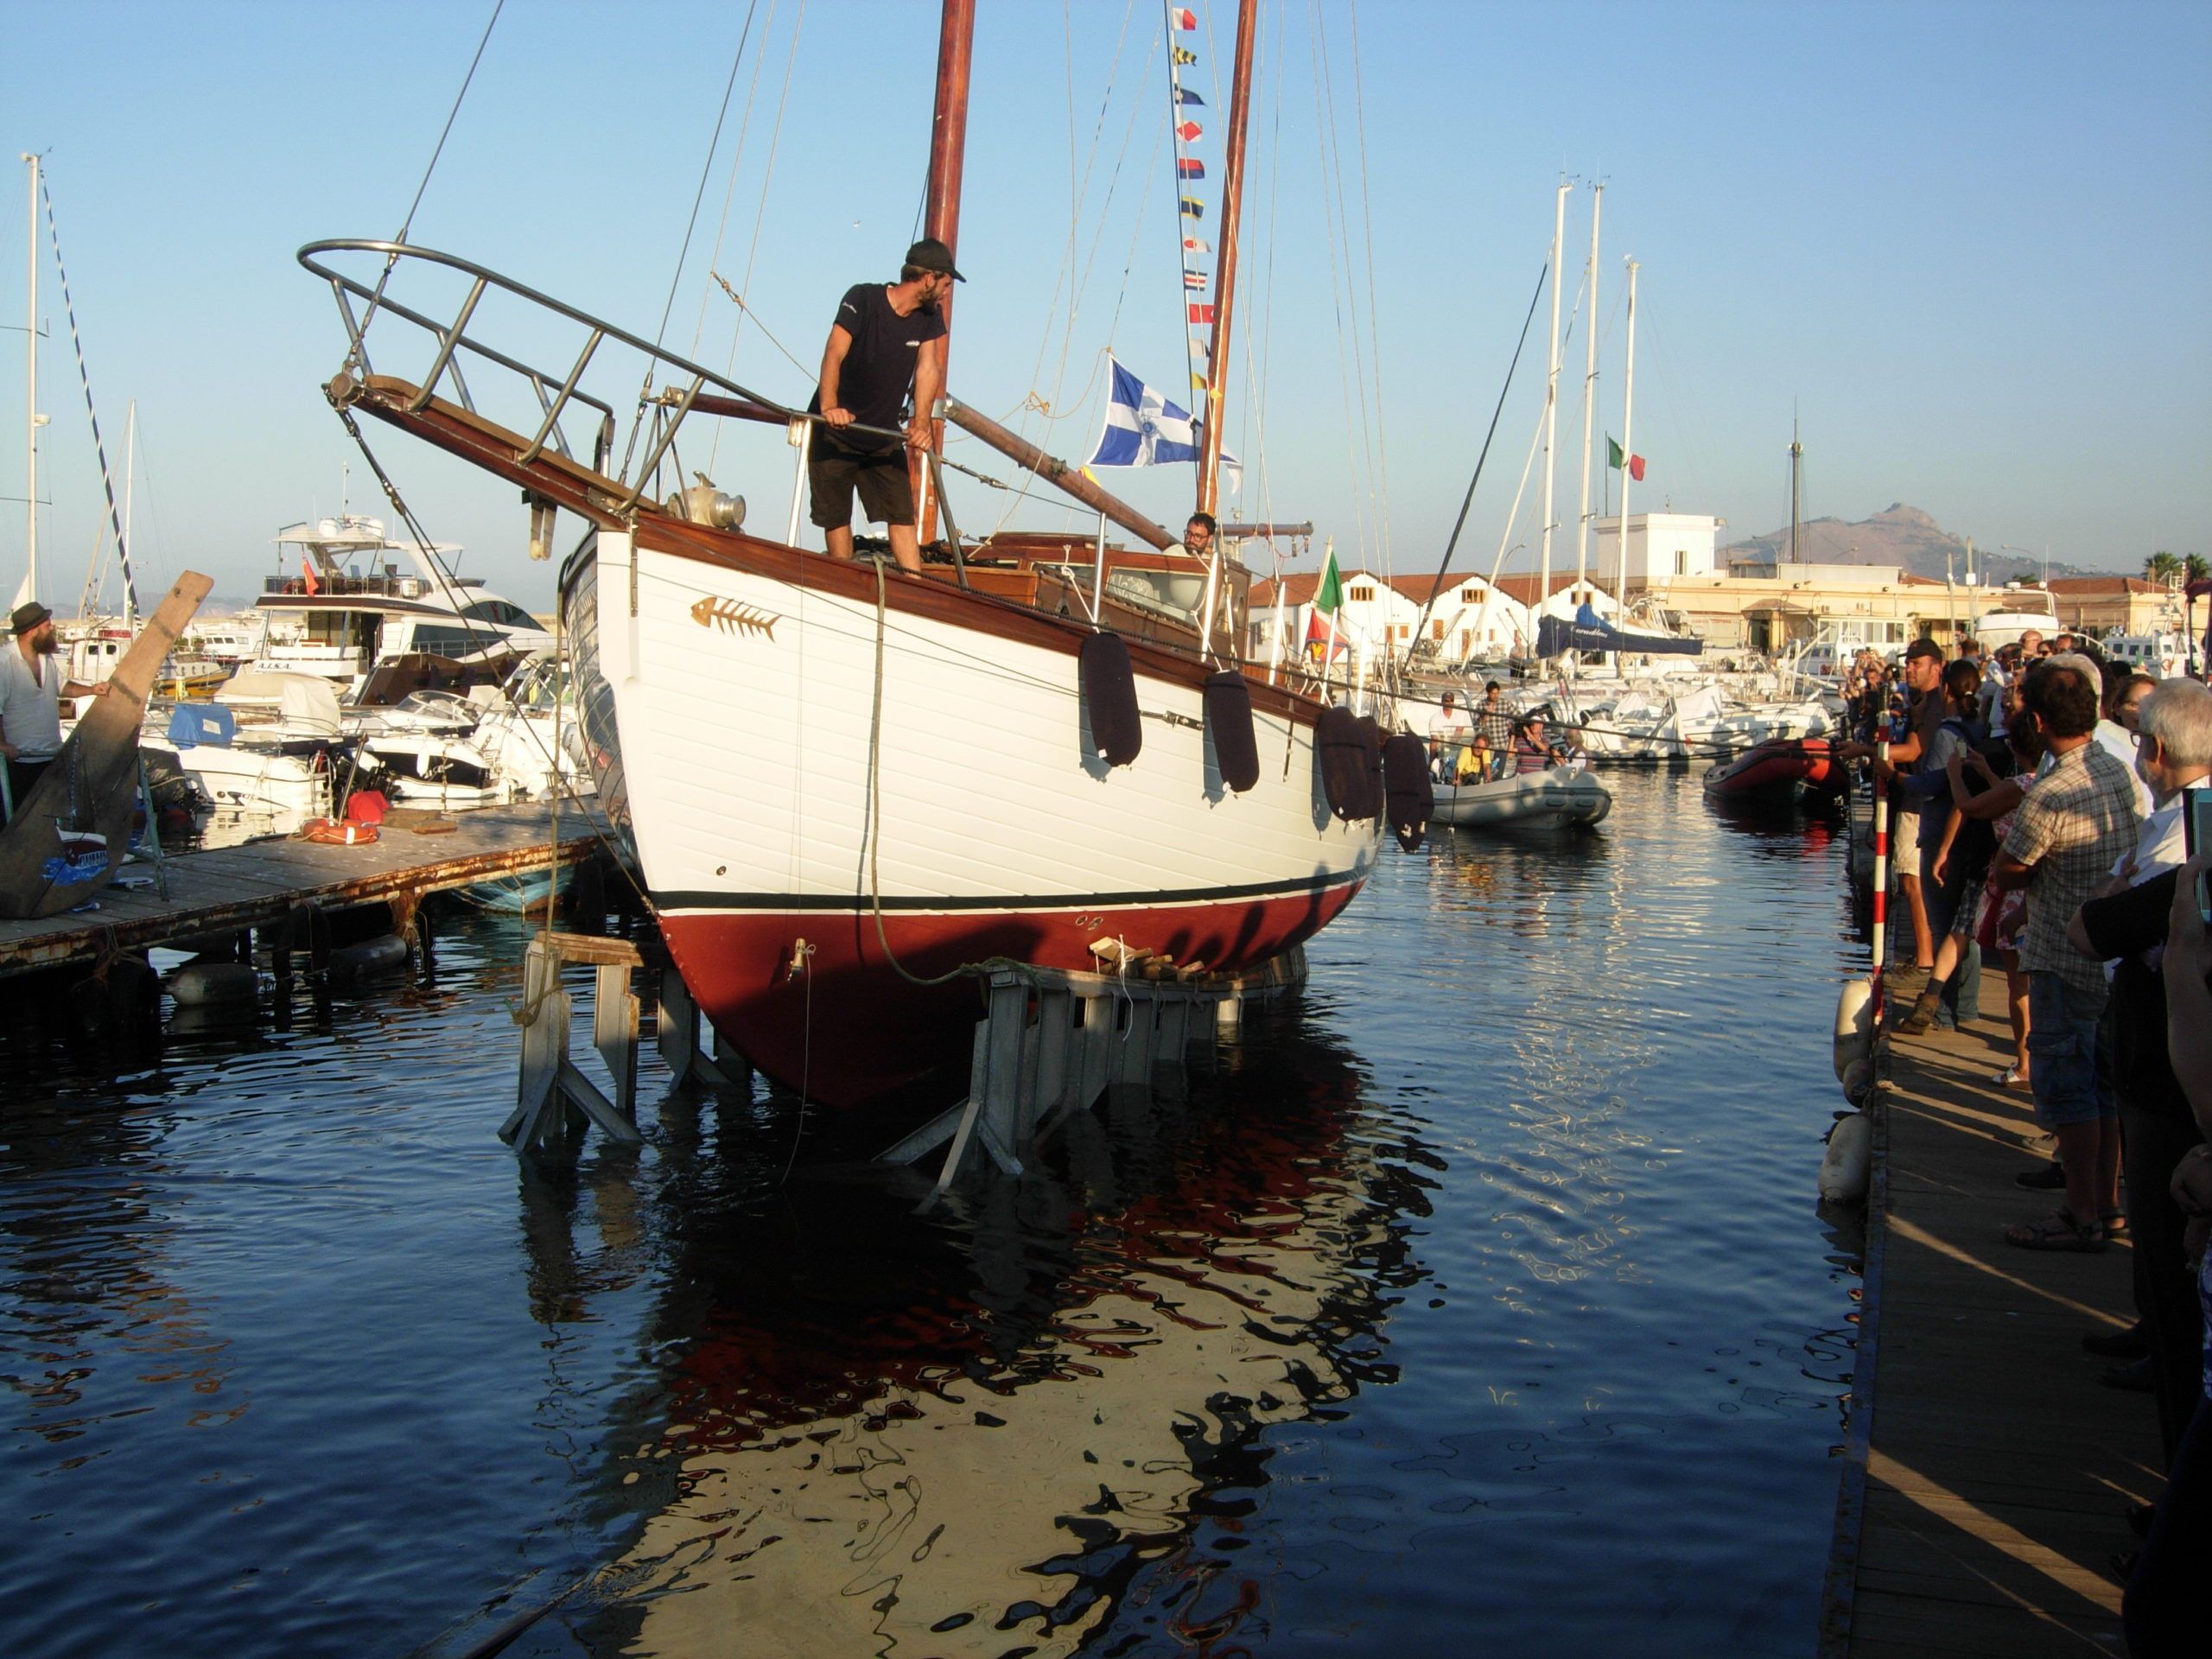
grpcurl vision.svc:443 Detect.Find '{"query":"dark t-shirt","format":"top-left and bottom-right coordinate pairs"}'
top-left (2078, 868), bottom-right (2191, 1122)
top-left (808, 283), bottom-right (945, 454)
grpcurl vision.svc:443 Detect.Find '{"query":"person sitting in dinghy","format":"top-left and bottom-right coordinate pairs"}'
top-left (1510, 715), bottom-right (1567, 775)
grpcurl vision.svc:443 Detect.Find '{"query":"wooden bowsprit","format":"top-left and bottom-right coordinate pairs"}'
top-left (0, 573), bottom-right (213, 919)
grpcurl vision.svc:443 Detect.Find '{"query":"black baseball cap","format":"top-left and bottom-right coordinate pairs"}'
top-left (905, 238), bottom-right (965, 281)
top-left (1904, 638), bottom-right (1942, 663)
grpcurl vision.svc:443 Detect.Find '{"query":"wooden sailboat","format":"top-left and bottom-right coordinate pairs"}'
top-left (297, 0), bottom-right (1386, 1111)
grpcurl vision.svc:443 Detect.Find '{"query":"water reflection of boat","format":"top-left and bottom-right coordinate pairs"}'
top-left (505, 1012), bottom-right (1421, 1658)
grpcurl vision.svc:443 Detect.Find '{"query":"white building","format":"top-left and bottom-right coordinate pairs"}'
top-left (1592, 512), bottom-right (1725, 587)
top-left (1247, 569), bottom-right (1534, 665)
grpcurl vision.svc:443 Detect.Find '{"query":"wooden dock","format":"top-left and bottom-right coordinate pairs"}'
top-left (1825, 977), bottom-right (2156, 1656)
top-left (0, 804), bottom-right (612, 975)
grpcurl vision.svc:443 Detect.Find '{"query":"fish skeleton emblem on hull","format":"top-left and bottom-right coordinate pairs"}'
top-left (690, 597), bottom-right (779, 640)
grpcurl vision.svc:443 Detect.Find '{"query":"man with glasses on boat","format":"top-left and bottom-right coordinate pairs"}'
top-left (0, 601), bottom-right (110, 824)
top-left (808, 238), bottom-right (963, 575)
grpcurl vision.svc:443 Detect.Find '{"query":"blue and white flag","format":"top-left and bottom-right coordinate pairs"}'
top-left (1086, 356), bottom-right (1241, 494)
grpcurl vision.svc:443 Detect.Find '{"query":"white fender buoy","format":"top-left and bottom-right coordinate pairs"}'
top-left (326, 934), bottom-right (409, 980)
top-left (1820, 1112), bottom-right (1872, 1205)
top-left (168, 962), bottom-right (259, 1006)
top-left (1841, 1056), bottom-right (1877, 1108)
top-left (1834, 978), bottom-right (1874, 1079)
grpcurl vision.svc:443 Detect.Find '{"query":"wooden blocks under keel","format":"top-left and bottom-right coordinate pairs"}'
top-left (880, 945), bottom-right (1307, 1206)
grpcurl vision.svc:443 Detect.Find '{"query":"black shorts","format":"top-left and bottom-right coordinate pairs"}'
top-left (809, 443), bottom-right (914, 530)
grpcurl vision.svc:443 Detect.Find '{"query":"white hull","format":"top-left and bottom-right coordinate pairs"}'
top-left (577, 530), bottom-right (1382, 1104)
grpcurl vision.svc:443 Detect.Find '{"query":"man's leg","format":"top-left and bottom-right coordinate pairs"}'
top-left (824, 525), bottom-right (855, 560)
top-left (885, 523), bottom-right (923, 575)
top-left (1898, 874), bottom-right (1933, 968)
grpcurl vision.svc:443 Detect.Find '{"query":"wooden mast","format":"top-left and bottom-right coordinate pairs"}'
top-left (915, 0), bottom-right (975, 544)
top-left (1196, 0), bottom-right (1258, 523)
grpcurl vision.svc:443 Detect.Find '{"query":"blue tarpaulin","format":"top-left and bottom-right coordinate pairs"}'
top-left (1535, 612), bottom-right (1702, 658)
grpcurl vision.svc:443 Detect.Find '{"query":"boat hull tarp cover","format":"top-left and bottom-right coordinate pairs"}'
top-left (1535, 605), bottom-right (1701, 658)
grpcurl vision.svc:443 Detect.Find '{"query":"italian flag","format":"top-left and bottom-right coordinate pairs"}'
top-left (1306, 544), bottom-right (1346, 659)
top-left (1606, 436), bottom-right (1647, 481)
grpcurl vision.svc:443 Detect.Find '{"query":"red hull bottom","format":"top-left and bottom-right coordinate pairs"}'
top-left (655, 882), bottom-right (1364, 1110)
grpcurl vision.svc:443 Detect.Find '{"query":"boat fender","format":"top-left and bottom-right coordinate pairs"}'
top-left (1351, 715), bottom-right (1386, 819)
top-left (325, 933), bottom-right (409, 981)
top-left (1078, 631), bottom-right (1142, 767)
top-left (1819, 1111), bottom-right (1872, 1205)
top-left (1833, 977), bottom-right (1874, 1079)
top-left (1315, 707), bottom-right (1374, 820)
top-left (1840, 1055), bottom-right (1877, 1108)
top-left (168, 962), bottom-right (260, 1007)
top-left (1380, 734), bottom-right (1433, 851)
top-left (1202, 671), bottom-right (1261, 792)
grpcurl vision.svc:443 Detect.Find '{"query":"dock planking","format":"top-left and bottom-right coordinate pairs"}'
top-left (0, 804), bottom-right (613, 975)
top-left (1827, 975), bottom-right (2158, 1656)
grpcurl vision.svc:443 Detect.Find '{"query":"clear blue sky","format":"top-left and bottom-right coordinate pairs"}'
top-left (7, 0), bottom-right (2209, 613)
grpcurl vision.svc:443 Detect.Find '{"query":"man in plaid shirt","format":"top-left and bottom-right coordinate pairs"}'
top-left (1477, 682), bottom-right (1516, 781)
top-left (1991, 654), bottom-right (2144, 1250)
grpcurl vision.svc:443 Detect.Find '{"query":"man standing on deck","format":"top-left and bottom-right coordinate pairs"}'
top-left (0, 602), bottom-right (111, 823)
top-left (809, 239), bottom-right (962, 575)
top-left (1990, 658), bottom-right (2143, 1253)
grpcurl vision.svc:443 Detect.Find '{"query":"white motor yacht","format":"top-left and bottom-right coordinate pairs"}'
top-left (250, 514), bottom-right (552, 695)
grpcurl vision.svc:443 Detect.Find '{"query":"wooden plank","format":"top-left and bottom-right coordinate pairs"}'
top-left (0, 803), bottom-right (607, 974)
top-left (1837, 971), bottom-right (2145, 1658)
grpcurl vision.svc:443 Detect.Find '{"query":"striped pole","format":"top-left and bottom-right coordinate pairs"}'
top-left (1869, 739), bottom-right (1891, 1019)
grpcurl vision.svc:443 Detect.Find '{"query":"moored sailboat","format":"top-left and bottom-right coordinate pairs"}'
top-left (296, 0), bottom-right (1385, 1111)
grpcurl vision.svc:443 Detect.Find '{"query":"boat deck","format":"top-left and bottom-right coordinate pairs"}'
top-left (1825, 977), bottom-right (2149, 1655)
top-left (0, 803), bottom-right (613, 975)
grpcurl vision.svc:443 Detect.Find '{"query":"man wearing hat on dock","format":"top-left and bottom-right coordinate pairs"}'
top-left (0, 601), bottom-right (110, 823)
top-left (808, 238), bottom-right (963, 576)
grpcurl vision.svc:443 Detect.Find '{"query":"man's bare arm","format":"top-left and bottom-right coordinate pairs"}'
top-left (817, 325), bottom-right (855, 426)
top-left (907, 335), bottom-right (947, 452)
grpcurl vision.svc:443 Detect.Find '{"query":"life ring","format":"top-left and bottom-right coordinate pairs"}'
top-left (299, 817), bottom-right (380, 846)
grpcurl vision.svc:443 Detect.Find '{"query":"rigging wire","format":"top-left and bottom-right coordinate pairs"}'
top-left (619, 0), bottom-right (762, 480)
top-left (708, 0), bottom-right (808, 476)
top-left (1341, 0), bottom-right (1395, 587)
top-left (1301, 1), bottom-right (1372, 571)
top-left (354, 0), bottom-right (505, 347)
top-left (687, 0), bottom-right (781, 365)
top-left (1407, 259), bottom-right (1550, 647)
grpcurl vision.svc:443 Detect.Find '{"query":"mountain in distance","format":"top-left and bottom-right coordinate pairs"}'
top-left (1722, 504), bottom-right (2093, 584)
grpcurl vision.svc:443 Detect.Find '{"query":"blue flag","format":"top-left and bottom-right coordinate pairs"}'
top-left (1085, 357), bottom-right (1241, 493)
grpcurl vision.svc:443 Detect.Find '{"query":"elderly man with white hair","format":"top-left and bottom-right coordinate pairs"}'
top-left (2070, 677), bottom-right (2212, 1469)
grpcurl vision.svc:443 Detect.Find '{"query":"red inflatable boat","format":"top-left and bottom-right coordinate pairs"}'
top-left (1702, 736), bottom-right (1849, 805)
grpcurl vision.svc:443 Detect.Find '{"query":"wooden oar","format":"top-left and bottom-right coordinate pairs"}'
top-left (0, 571), bottom-right (213, 918)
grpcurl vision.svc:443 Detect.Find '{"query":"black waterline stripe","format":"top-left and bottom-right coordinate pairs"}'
top-left (652, 870), bottom-right (1363, 914)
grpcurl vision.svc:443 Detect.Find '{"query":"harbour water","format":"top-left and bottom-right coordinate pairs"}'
top-left (0, 769), bottom-right (1865, 1657)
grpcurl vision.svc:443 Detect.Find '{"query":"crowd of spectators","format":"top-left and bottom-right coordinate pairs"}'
top-left (1841, 630), bottom-right (2210, 1653)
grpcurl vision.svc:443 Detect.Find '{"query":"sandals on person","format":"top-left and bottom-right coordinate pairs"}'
top-left (1990, 1065), bottom-right (2031, 1090)
top-left (2003, 1209), bottom-right (2105, 1252)
top-left (2100, 1209), bottom-right (2130, 1241)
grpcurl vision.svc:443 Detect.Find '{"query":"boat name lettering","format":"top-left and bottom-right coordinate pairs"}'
top-left (690, 596), bottom-right (780, 641)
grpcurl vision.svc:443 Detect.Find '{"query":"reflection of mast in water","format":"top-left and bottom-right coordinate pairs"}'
top-left (512, 1013), bottom-right (1432, 1657)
